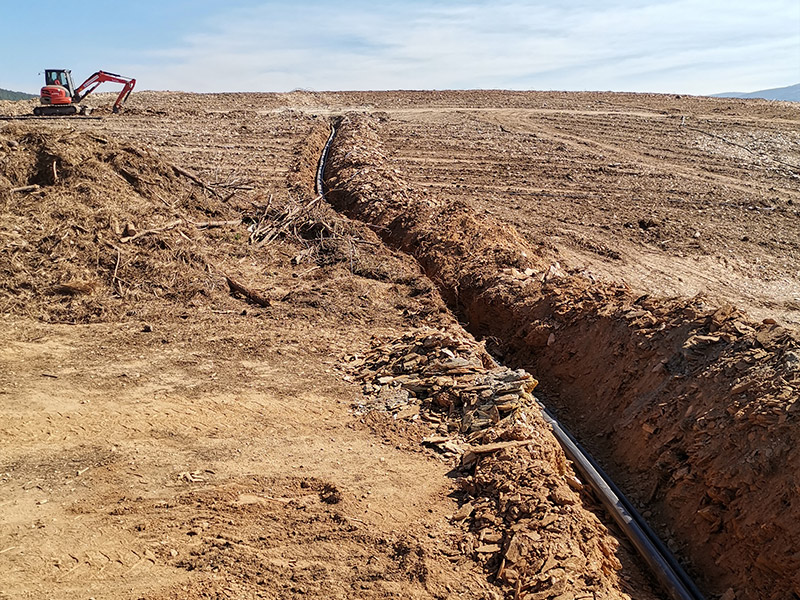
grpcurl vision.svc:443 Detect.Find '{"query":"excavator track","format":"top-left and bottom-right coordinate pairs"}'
top-left (31, 104), bottom-right (94, 117)
top-left (33, 104), bottom-right (78, 117)
top-left (0, 115), bottom-right (102, 121)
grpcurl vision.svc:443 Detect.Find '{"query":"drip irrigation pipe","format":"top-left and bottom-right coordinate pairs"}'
top-left (538, 403), bottom-right (705, 600)
top-left (315, 123), bottom-right (337, 197)
top-left (316, 118), bottom-right (705, 600)
top-left (0, 115), bottom-right (103, 121)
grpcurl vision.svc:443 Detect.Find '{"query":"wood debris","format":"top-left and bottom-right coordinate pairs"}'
top-left (177, 471), bottom-right (205, 483)
top-left (345, 327), bottom-right (538, 442)
top-left (225, 275), bottom-right (271, 308)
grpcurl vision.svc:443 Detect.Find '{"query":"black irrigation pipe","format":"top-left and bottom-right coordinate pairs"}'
top-left (0, 115), bottom-right (103, 121)
top-left (316, 118), bottom-right (705, 600)
top-left (315, 123), bottom-right (338, 197)
top-left (538, 403), bottom-right (705, 600)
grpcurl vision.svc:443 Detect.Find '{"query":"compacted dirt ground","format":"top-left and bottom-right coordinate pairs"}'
top-left (1, 90), bottom-right (798, 600)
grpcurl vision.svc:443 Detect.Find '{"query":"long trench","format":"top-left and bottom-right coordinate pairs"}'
top-left (314, 119), bottom-right (705, 600)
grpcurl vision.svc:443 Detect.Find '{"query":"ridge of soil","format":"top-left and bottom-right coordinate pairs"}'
top-left (324, 114), bottom-right (800, 600)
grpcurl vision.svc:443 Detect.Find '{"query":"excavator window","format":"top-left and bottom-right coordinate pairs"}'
top-left (46, 71), bottom-right (66, 86)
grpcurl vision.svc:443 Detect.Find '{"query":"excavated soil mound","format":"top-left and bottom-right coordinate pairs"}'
top-left (345, 328), bottom-right (659, 600)
top-left (0, 124), bottom-right (238, 322)
top-left (324, 114), bottom-right (800, 600)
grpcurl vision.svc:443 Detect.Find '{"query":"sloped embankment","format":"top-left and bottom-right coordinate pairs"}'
top-left (323, 115), bottom-right (800, 600)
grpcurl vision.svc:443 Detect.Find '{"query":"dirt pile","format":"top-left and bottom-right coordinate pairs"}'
top-left (346, 328), bottom-right (657, 600)
top-left (0, 124), bottom-right (240, 322)
top-left (324, 114), bottom-right (800, 599)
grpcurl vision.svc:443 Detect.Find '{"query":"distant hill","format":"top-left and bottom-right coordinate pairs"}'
top-left (0, 88), bottom-right (37, 101)
top-left (712, 83), bottom-right (800, 102)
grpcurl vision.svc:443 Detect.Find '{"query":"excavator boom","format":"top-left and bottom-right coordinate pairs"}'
top-left (74, 71), bottom-right (136, 113)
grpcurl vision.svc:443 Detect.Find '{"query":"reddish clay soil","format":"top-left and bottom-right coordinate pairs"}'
top-left (1, 90), bottom-right (798, 600)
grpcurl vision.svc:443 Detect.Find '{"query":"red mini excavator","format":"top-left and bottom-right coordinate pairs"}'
top-left (34, 69), bottom-right (136, 116)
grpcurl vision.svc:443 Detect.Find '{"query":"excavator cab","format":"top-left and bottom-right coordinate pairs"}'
top-left (44, 69), bottom-right (76, 96)
top-left (36, 69), bottom-right (80, 115)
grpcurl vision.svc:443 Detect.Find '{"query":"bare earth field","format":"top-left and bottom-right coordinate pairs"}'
top-left (1, 90), bottom-right (798, 600)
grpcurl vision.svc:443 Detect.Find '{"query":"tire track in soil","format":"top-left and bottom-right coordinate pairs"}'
top-left (474, 111), bottom-right (800, 201)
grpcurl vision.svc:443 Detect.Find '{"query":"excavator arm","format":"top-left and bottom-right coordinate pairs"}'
top-left (73, 71), bottom-right (136, 113)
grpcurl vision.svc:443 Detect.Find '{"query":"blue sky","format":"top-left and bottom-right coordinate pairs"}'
top-left (2, 0), bottom-right (798, 95)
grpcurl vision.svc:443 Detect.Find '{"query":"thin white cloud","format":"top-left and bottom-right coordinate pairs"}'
top-left (120, 0), bottom-right (800, 94)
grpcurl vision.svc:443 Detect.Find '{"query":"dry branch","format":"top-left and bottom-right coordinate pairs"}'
top-left (190, 219), bottom-right (242, 229)
top-left (112, 248), bottom-right (123, 296)
top-left (247, 194), bottom-right (324, 246)
top-left (9, 185), bottom-right (40, 194)
top-left (171, 164), bottom-right (221, 197)
top-left (212, 178), bottom-right (255, 191)
top-left (119, 218), bottom-right (242, 243)
top-left (120, 219), bottom-right (183, 243)
top-left (225, 276), bottom-right (271, 307)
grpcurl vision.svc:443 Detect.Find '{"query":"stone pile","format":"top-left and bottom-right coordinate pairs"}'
top-left (343, 329), bottom-right (635, 598)
top-left (344, 328), bottom-right (539, 450)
